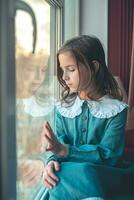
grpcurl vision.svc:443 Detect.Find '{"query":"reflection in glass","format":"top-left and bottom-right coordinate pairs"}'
top-left (15, 1), bottom-right (54, 199)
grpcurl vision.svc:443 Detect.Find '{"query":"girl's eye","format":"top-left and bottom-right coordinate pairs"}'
top-left (68, 68), bottom-right (75, 72)
top-left (60, 66), bottom-right (76, 72)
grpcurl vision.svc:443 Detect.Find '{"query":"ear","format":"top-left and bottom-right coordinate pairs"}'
top-left (92, 60), bottom-right (100, 72)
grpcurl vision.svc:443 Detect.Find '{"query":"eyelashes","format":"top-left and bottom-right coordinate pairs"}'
top-left (59, 67), bottom-right (76, 72)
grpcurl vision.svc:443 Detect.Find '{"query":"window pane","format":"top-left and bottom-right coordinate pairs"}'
top-left (15, 0), bottom-right (54, 199)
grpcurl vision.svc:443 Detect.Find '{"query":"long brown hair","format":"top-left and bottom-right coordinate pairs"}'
top-left (57, 35), bottom-right (122, 102)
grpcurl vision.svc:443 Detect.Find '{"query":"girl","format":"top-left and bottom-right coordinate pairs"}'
top-left (16, 51), bottom-right (55, 200)
top-left (42, 35), bottom-right (134, 199)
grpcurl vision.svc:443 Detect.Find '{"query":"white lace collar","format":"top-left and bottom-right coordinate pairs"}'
top-left (56, 95), bottom-right (128, 119)
top-left (17, 96), bottom-right (55, 117)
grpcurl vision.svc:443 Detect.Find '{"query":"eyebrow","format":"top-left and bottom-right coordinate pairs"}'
top-left (59, 65), bottom-right (76, 69)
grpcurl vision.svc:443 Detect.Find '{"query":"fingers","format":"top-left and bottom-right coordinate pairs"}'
top-left (44, 175), bottom-right (57, 189)
top-left (43, 121), bottom-right (63, 155)
top-left (22, 167), bottom-right (39, 186)
top-left (20, 160), bottom-right (44, 186)
top-left (43, 161), bottom-right (60, 189)
top-left (47, 162), bottom-right (59, 181)
top-left (45, 121), bottom-right (53, 133)
top-left (41, 121), bottom-right (55, 153)
top-left (44, 134), bottom-right (53, 143)
top-left (44, 135), bottom-right (54, 151)
top-left (21, 161), bottom-right (34, 177)
top-left (53, 161), bottom-right (60, 171)
top-left (39, 135), bottom-right (48, 153)
top-left (43, 121), bottom-right (55, 140)
top-left (44, 179), bottom-right (53, 189)
top-left (44, 133), bottom-right (56, 152)
top-left (43, 125), bottom-right (53, 141)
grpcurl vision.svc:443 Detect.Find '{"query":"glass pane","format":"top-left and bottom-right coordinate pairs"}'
top-left (15, 0), bottom-right (54, 199)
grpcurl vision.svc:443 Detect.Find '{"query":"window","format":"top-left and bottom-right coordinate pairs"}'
top-left (0, 0), bottom-right (80, 199)
top-left (15, 0), bottom-right (63, 199)
top-left (0, 0), bottom-right (63, 199)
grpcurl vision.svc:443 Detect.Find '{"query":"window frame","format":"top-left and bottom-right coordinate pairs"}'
top-left (0, 0), bottom-right (16, 199)
top-left (63, 0), bottom-right (80, 41)
top-left (46, 0), bottom-right (63, 98)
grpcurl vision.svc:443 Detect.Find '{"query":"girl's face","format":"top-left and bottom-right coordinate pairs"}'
top-left (17, 54), bottom-right (48, 97)
top-left (22, 58), bottom-right (47, 94)
top-left (58, 52), bottom-right (79, 92)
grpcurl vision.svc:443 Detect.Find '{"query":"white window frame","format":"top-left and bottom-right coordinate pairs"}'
top-left (64, 0), bottom-right (80, 41)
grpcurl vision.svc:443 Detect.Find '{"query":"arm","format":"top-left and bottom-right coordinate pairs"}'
top-left (46, 107), bottom-right (128, 166)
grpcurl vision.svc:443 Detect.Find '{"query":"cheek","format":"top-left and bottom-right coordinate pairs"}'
top-left (78, 68), bottom-right (90, 89)
top-left (37, 73), bottom-right (46, 85)
top-left (41, 73), bottom-right (46, 81)
top-left (23, 72), bottom-right (35, 82)
top-left (73, 71), bottom-right (79, 84)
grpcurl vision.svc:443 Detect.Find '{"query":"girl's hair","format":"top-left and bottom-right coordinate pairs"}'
top-left (57, 35), bottom-right (123, 102)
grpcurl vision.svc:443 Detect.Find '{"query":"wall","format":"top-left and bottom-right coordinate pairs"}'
top-left (80, 0), bottom-right (108, 62)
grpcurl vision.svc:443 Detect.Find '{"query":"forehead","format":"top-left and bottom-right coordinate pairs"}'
top-left (58, 51), bottom-right (77, 66)
top-left (17, 54), bottom-right (49, 68)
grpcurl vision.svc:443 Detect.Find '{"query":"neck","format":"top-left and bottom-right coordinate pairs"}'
top-left (78, 91), bottom-right (104, 100)
top-left (16, 89), bottom-right (33, 98)
top-left (78, 91), bottom-right (89, 100)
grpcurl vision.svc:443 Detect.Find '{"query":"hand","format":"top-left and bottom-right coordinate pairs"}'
top-left (39, 127), bottom-right (48, 153)
top-left (19, 159), bottom-right (44, 187)
top-left (43, 121), bottom-right (68, 156)
top-left (43, 160), bottom-right (60, 189)
top-left (26, 128), bottom-right (47, 155)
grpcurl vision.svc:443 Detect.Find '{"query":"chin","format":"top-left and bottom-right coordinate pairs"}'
top-left (31, 87), bottom-right (39, 93)
top-left (70, 88), bottom-right (77, 93)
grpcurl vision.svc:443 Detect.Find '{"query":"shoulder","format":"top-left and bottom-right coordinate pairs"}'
top-left (88, 95), bottom-right (128, 119)
top-left (55, 95), bottom-right (128, 119)
top-left (18, 96), bottom-right (56, 117)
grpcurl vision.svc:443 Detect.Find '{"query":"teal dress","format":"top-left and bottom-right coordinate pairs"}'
top-left (45, 96), bottom-right (134, 200)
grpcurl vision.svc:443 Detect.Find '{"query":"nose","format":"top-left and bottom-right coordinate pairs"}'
top-left (62, 71), bottom-right (69, 81)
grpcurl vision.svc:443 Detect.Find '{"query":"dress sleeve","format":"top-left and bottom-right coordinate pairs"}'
top-left (47, 107), bottom-right (128, 166)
